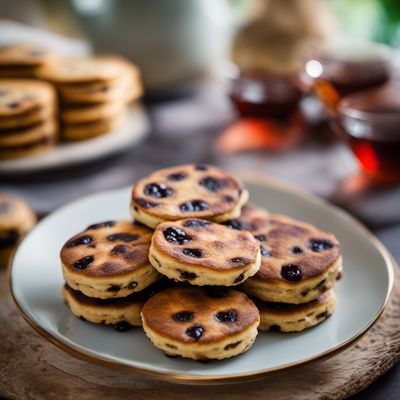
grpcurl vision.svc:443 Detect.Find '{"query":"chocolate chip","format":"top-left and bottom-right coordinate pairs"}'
top-left (231, 257), bottom-right (248, 264)
top-left (224, 195), bottom-right (234, 203)
top-left (194, 164), bottom-right (208, 171)
top-left (144, 182), bottom-right (174, 198)
top-left (173, 311), bottom-right (194, 322)
top-left (292, 246), bottom-right (303, 254)
top-left (73, 255), bottom-right (94, 270)
top-left (205, 286), bottom-right (228, 298)
top-left (87, 220), bottom-right (116, 230)
top-left (135, 198), bottom-right (159, 208)
top-left (182, 219), bottom-right (210, 228)
top-left (66, 235), bottom-right (93, 248)
top-left (107, 285), bottom-right (120, 292)
top-left (309, 238), bottom-right (334, 253)
top-left (179, 200), bottom-right (209, 212)
top-left (107, 233), bottom-right (139, 242)
top-left (223, 219), bottom-right (247, 231)
top-left (254, 234), bottom-right (266, 242)
top-left (261, 247), bottom-right (270, 256)
top-left (214, 309), bottom-right (238, 323)
top-left (234, 273), bottom-right (245, 283)
top-left (316, 311), bottom-right (329, 320)
top-left (128, 281), bottom-right (138, 290)
top-left (199, 176), bottom-right (224, 192)
top-left (224, 341), bottom-right (241, 350)
top-left (110, 244), bottom-right (130, 255)
top-left (163, 226), bottom-right (191, 245)
top-left (167, 172), bottom-right (187, 181)
top-left (183, 248), bottom-right (204, 258)
top-left (178, 270), bottom-right (197, 281)
top-left (186, 325), bottom-right (204, 340)
top-left (270, 324), bottom-right (281, 332)
top-left (281, 264), bottom-right (303, 281)
top-left (7, 102), bottom-right (20, 109)
top-left (114, 321), bottom-right (132, 332)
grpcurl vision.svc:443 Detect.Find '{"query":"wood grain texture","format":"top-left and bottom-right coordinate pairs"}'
top-left (1, 266), bottom-right (399, 400)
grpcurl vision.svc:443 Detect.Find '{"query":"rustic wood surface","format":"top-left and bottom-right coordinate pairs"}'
top-left (1, 263), bottom-right (399, 400)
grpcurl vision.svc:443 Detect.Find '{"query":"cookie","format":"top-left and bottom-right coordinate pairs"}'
top-left (60, 101), bottom-right (127, 124)
top-left (61, 110), bottom-right (127, 141)
top-left (0, 193), bottom-right (36, 267)
top-left (0, 104), bottom-right (55, 130)
top-left (0, 44), bottom-right (54, 67)
top-left (60, 219), bottom-right (160, 299)
top-left (131, 164), bottom-right (249, 229)
top-left (0, 79), bottom-right (56, 117)
top-left (57, 69), bottom-right (142, 104)
top-left (62, 279), bottom-right (171, 329)
top-left (36, 56), bottom-right (138, 84)
top-left (149, 218), bottom-right (261, 286)
top-left (0, 136), bottom-right (55, 159)
top-left (141, 285), bottom-right (260, 360)
top-left (254, 288), bottom-right (336, 332)
top-left (235, 212), bottom-right (342, 304)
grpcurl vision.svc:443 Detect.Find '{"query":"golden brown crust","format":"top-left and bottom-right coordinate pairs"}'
top-left (60, 220), bottom-right (153, 277)
top-left (225, 205), bottom-right (341, 281)
top-left (131, 164), bottom-right (246, 221)
top-left (152, 219), bottom-right (259, 271)
top-left (0, 44), bottom-right (55, 66)
top-left (141, 286), bottom-right (259, 344)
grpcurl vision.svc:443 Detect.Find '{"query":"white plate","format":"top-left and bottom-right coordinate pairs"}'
top-left (10, 178), bottom-right (394, 384)
top-left (0, 105), bottom-right (149, 174)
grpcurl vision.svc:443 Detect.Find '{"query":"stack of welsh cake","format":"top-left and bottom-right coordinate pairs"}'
top-left (36, 57), bottom-right (142, 141)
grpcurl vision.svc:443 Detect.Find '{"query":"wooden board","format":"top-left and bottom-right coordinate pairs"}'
top-left (1, 265), bottom-right (399, 400)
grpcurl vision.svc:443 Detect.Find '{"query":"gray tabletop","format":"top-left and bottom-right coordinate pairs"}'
top-left (1, 81), bottom-right (399, 399)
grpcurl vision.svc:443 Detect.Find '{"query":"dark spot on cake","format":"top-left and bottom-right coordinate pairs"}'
top-left (7, 102), bottom-right (20, 109)
top-left (254, 234), bottom-right (266, 242)
top-left (336, 272), bottom-right (343, 280)
top-left (110, 244), bottom-right (130, 256)
top-left (135, 198), bottom-right (159, 208)
top-left (270, 324), bottom-right (282, 332)
top-left (301, 288), bottom-right (310, 297)
top-left (114, 321), bottom-right (132, 332)
top-left (183, 219), bottom-right (210, 228)
top-left (163, 226), bottom-right (191, 245)
top-left (144, 182), bottom-right (174, 199)
top-left (261, 247), bottom-right (270, 256)
top-left (66, 235), bottom-right (93, 248)
top-left (183, 248), bottom-right (204, 258)
top-left (167, 172), bottom-right (187, 181)
top-left (186, 325), bottom-right (204, 340)
top-left (0, 201), bottom-right (11, 213)
top-left (107, 233), bottom-right (139, 242)
top-left (127, 281), bottom-right (138, 290)
top-left (107, 285), bottom-right (120, 292)
top-left (231, 257), bottom-right (248, 265)
top-left (194, 164), bottom-right (208, 171)
top-left (316, 311), bottom-right (329, 320)
top-left (224, 195), bottom-right (234, 203)
top-left (178, 269), bottom-right (197, 281)
top-left (133, 206), bottom-right (139, 212)
top-left (309, 238), bottom-right (335, 253)
top-left (223, 219), bottom-right (250, 231)
top-left (224, 341), bottom-right (242, 350)
top-left (179, 200), bottom-right (209, 212)
top-left (87, 220), bottom-right (116, 230)
top-left (214, 309), bottom-right (238, 323)
top-left (173, 311), bottom-right (194, 322)
top-left (234, 273), bottom-right (245, 283)
top-left (292, 246), bottom-right (303, 254)
top-left (73, 255), bottom-right (93, 270)
top-left (199, 176), bottom-right (224, 192)
top-left (165, 343), bottom-right (178, 349)
top-left (281, 264), bottom-right (303, 281)
top-left (205, 286), bottom-right (228, 298)
top-left (99, 262), bottom-right (119, 273)
top-left (152, 257), bottom-right (162, 267)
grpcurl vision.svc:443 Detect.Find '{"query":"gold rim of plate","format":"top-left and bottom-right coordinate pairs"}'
top-left (8, 175), bottom-right (395, 385)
